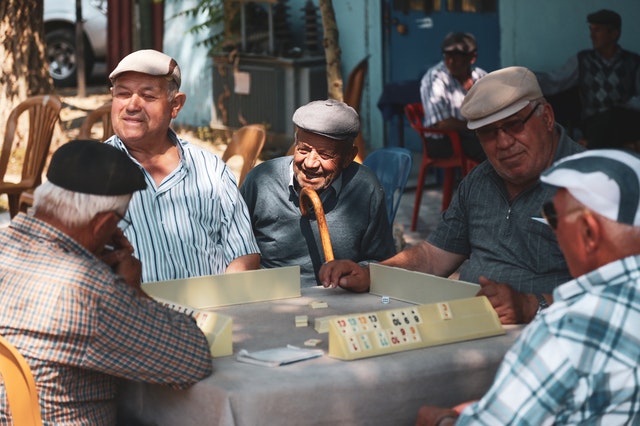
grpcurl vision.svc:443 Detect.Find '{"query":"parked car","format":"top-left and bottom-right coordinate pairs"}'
top-left (44, 0), bottom-right (108, 87)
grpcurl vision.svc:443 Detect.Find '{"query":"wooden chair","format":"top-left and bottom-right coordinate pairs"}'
top-left (0, 95), bottom-right (62, 217)
top-left (222, 124), bottom-right (266, 187)
top-left (343, 57), bottom-right (369, 163)
top-left (77, 102), bottom-right (113, 141)
top-left (0, 334), bottom-right (43, 425)
top-left (404, 103), bottom-right (476, 231)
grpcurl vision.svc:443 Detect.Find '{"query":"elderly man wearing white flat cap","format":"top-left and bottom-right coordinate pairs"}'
top-left (321, 66), bottom-right (586, 324)
top-left (241, 99), bottom-right (396, 287)
top-left (105, 49), bottom-right (260, 283)
top-left (417, 149), bottom-right (640, 426)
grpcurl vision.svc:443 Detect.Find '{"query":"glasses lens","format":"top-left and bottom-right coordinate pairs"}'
top-left (542, 201), bottom-right (557, 230)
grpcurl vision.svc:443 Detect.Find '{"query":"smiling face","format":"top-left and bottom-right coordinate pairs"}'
top-left (476, 102), bottom-right (558, 194)
top-left (110, 72), bottom-right (185, 146)
top-left (292, 128), bottom-right (356, 192)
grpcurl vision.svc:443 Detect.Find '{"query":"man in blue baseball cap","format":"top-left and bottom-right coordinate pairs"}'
top-left (417, 149), bottom-right (640, 425)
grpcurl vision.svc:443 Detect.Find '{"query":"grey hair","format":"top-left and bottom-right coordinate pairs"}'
top-left (33, 181), bottom-right (131, 228)
top-left (167, 79), bottom-right (179, 101)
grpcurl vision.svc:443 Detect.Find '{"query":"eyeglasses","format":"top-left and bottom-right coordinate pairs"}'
top-left (114, 211), bottom-right (132, 232)
top-left (541, 201), bottom-right (588, 230)
top-left (476, 103), bottom-right (541, 143)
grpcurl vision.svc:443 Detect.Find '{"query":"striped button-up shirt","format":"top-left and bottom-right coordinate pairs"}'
top-left (106, 131), bottom-right (260, 282)
top-left (0, 214), bottom-right (213, 425)
top-left (459, 254), bottom-right (640, 425)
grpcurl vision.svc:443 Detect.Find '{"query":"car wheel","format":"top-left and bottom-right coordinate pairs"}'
top-left (45, 27), bottom-right (95, 87)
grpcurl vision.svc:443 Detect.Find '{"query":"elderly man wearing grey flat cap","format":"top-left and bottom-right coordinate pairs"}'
top-left (0, 140), bottom-right (212, 424)
top-left (417, 149), bottom-right (640, 426)
top-left (240, 99), bottom-right (396, 286)
top-left (321, 66), bottom-right (585, 324)
top-left (105, 49), bottom-right (260, 283)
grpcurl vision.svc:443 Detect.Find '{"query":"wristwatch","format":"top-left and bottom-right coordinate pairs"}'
top-left (535, 293), bottom-right (549, 315)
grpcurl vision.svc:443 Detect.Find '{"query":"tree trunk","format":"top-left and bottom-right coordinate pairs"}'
top-left (318, 0), bottom-right (342, 101)
top-left (0, 0), bottom-right (53, 134)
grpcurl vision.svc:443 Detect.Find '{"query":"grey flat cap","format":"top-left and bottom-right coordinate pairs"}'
top-left (461, 66), bottom-right (542, 130)
top-left (293, 99), bottom-right (360, 140)
top-left (109, 49), bottom-right (181, 88)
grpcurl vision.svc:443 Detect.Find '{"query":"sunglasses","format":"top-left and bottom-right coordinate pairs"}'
top-left (476, 103), bottom-right (541, 143)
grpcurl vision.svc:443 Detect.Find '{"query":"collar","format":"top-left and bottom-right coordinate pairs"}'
top-left (288, 159), bottom-right (344, 199)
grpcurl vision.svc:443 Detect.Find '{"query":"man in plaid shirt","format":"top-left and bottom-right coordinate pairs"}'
top-left (0, 140), bottom-right (212, 425)
top-left (418, 149), bottom-right (640, 425)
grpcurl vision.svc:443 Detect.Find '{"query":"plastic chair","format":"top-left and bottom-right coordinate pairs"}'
top-left (0, 334), bottom-right (43, 425)
top-left (0, 95), bottom-right (62, 217)
top-left (404, 103), bottom-right (476, 231)
top-left (363, 147), bottom-right (413, 223)
top-left (343, 57), bottom-right (369, 163)
top-left (222, 124), bottom-right (266, 187)
top-left (77, 102), bottom-right (113, 141)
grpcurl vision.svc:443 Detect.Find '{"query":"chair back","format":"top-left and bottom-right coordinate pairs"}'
top-left (344, 57), bottom-right (369, 163)
top-left (0, 335), bottom-right (43, 425)
top-left (78, 102), bottom-right (113, 141)
top-left (222, 124), bottom-right (266, 187)
top-left (0, 95), bottom-right (62, 217)
top-left (363, 147), bottom-right (413, 223)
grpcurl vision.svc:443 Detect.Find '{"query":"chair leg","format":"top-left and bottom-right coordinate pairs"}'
top-left (441, 167), bottom-right (456, 211)
top-left (7, 193), bottom-right (20, 218)
top-left (411, 160), bottom-right (429, 232)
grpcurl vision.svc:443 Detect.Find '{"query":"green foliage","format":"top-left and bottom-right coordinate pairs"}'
top-left (170, 0), bottom-right (231, 55)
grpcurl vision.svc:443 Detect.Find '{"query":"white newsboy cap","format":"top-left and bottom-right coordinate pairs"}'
top-left (109, 49), bottom-right (181, 89)
top-left (293, 99), bottom-right (360, 141)
top-left (461, 66), bottom-right (543, 130)
top-left (541, 149), bottom-right (640, 226)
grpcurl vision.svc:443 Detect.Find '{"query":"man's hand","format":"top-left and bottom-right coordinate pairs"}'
top-left (99, 228), bottom-right (143, 293)
top-left (318, 260), bottom-right (370, 292)
top-left (415, 406), bottom-right (458, 426)
top-left (476, 276), bottom-right (538, 324)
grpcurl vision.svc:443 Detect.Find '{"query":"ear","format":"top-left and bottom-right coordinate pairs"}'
top-left (541, 102), bottom-right (555, 131)
top-left (469, 52), bottom-right (478, 65)
top-left (579, 212), bottom-right (602, 255)
top-left (89, 211), bottom-right (117, 243)
top-left (170, 92), bottom-right (187, 119)
top-left (343, 144), bottom-right (358, 167)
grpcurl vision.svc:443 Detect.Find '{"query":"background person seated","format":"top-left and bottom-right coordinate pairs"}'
top-left (241, 99), bottom-right (396, 287)
top-left (536, 9), bottom-right (640, 149)
top-left (420, 31), bottom-right (487, 162)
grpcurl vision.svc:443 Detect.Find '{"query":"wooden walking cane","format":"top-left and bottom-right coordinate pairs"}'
top-left (299, 187), bottom-right (335, 262)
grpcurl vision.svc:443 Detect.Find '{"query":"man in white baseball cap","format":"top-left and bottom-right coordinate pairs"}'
top-left (417, 149), bottom-right (640, 425)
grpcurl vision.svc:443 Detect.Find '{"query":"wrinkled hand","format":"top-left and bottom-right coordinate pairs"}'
top-left (476, 276), bottom-right (535, 324)
top-left (318, 260), bottom-right (370, 292)
top-left (99, 228), bottom-right (143, 292)
top-left (415, 406), bottom-right (458, 426)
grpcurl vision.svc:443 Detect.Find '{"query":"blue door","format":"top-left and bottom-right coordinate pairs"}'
top-left (380, 0), bottom-right (500, 150)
